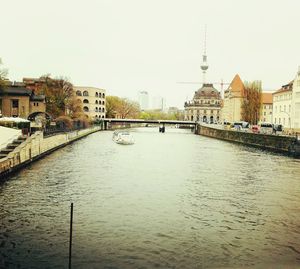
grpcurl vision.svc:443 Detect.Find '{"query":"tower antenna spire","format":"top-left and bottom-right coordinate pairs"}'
top-left (200, 24), bottom-right (208, 83)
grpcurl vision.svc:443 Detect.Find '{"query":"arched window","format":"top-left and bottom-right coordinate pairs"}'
top-left (102, 115), bottom-right (105, 118)
top-left (83, 106), bottom-right (89, 112)
top-left (102, 107), bottom-right (105, 112)
top-left (95, 100), bottom-right (98, 104)
top-left (102, 101), bottom-right (105, 105)
top-left (103, 93), bottom-right (105, 98)
top-left (95, 107), bottom-right (98, 112)
top-left (95, 92), bottom-right (98, 97)
top-left (76, 90), bottom-right (82, 96)
top-left (83, 91), bottom-right (89, 96)
top-left (83, 99), bottom-right (89, 103)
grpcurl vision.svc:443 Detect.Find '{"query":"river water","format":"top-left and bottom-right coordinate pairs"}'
top-left (1, 128), bottom-right (300, 269)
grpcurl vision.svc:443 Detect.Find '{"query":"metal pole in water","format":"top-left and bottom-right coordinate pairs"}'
top-left (69, 203), bottom-right (73, 269)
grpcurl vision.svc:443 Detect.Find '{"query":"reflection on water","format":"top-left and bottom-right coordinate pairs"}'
top-left (0, 128), bottom-right (300, 269)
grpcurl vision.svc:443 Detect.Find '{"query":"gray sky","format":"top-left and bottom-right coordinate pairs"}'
top-left (1, 0), bottom-right (300, 108)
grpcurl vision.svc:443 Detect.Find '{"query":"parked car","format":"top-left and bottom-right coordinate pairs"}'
top-left (252, 125), bottom-right (260, 133)
top-left (259, 123), bottom-right (273, 134)
top-left (273, 124), bottom-right (283, 134)
top-left (232, 121), bottom-right (250, 131)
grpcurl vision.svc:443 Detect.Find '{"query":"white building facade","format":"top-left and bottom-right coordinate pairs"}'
top-left (291, 68), bottom-right (300, 130)
top-left (272, 82), bottom-right (293, 129)
top-left (74, 86), bottom-right (106, 120)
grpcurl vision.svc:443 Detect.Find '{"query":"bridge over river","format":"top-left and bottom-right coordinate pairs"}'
top-left (103, 118), bottom-right (197, 131)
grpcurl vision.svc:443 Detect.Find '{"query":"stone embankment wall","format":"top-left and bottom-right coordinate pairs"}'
top-left (0, 127), bottom-right (101, 179)
top-left (197, 124), bottom-right (300, 157)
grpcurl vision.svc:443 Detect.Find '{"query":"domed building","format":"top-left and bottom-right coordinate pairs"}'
top-left (184, 83), bottom-right (222, 123)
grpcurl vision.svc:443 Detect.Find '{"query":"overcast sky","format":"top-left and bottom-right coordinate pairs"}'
top-left (1, 0), bottom-right (300, 108)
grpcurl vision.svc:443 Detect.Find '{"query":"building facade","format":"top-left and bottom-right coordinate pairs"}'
top-left (272, 81), bottom-right (293, 129)
top-left (152, 96), bottom-right (166, 111)
top-left (221, 74), bottom-right (245, 123)
top-left (291, 68), bottom-right (300, 130)
top-left (0, 82), bottom-right (45, 119)
top-left (260, 93), bottom-right (273, 123)
top-left (74, 86), bottom-right (106, 119)
top-left (138, 91), bottom-right (149, 110)
top-left (184, 83), bottom-right (221, 122)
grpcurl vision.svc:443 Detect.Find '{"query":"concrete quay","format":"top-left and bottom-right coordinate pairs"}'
top-left (197, 124), bottom-right (300, 157)
top-left (0, 126), bottom-right (101, 179)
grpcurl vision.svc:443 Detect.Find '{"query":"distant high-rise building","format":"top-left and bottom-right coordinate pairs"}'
top-left (152, 96), bottom-right (166, 111)
top-left (138, 91), bottom-right (149, 110)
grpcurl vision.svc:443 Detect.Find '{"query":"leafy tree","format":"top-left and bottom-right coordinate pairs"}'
top-left (38, 75), bottom-right (82, 119)
top-left (241, 81), bottom-right (262, 124)
top-left (106, 96), bottom-right (140, 118)
top-left (118, 98), bottom-right (140, 119)
top-left (106, 96), bottom-right (123, 118)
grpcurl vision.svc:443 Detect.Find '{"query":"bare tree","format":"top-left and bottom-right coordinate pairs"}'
top-left (0, 58), bottom-right (8, 91)
top-left (241, 81), bottom-right (262, 124)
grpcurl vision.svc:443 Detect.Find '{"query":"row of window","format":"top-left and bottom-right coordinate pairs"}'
top-left (274, 93), bottom-right (292, 101)
top-left (95, 115), bottom-right (105, 118)
top-left (189, 115), bottom-right (220, 122)
top-left (82, 99), bottom-right (105, 105)
top-left (274, 117), bottom-right (291, 125)
top-left (274, 104), bottom-right (291, 114)
top-left (76, 90), bottom-right (105, 98)
top-left (187, 109), bottom-right (220, 114)
top-left (193, 99), bottom-right (220, 105)
top-left (83, 106), bottom-right (105, 113)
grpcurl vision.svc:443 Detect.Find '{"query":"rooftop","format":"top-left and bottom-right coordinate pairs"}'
top-left (262, 92), bottom-right (273, 104)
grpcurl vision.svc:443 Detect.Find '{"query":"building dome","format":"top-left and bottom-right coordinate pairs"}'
top-left (194, 83), bottom-right (220, 99)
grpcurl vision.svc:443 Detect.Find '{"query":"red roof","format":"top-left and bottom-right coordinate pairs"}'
top-left (262, 93), bottom-right (273, 104)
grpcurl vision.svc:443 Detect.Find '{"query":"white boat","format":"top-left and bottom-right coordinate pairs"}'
top-left (112, 131), bottom-right (134, 145)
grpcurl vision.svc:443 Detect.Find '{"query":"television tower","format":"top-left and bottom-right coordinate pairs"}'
top-left (200, 25), bottom-right (208, 83)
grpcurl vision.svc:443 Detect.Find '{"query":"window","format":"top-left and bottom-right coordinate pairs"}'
top-left (76, 90), bottom-right (82, 96)
top-left (102, 107), bottom-right (105, 112)
top-left (102, 101), bottom-right (105, 105)
top-left (264, 112), bottom-right (266, 116)
top-left (83, 91), bottom-right (89, 96)
top-left (95, 107), bottom-right (98, 112)
top-left (83, 106), bottom-right (89, 112)
top-left (12, 99), bottom-right (19, 108)
top-left (103, 93), bottom-right (105, 98)
top-left (95, 100), bottom-right (98, 104)
top-left (95, 92), bottom-right (98, 97)
top-left (83, 99), bottom-right (89, 104)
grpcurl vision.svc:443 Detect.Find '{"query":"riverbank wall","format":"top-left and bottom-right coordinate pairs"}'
top-left (197, 124), bottom-right (300, 157)
top-left (0, 126), bottom-right (101, 179)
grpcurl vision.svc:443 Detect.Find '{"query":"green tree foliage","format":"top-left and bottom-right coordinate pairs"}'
top-left (38, 75), bottom-right (83, 119)
top-left (241, 81), bottom-right (262, 124)
top-left (106, 96), bottom-right (140, 118)
top-left (139, 110), bottom-right (184, 120)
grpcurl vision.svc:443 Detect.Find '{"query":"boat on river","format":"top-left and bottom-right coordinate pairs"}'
top-left (112, 131), bottom-right (134, 145)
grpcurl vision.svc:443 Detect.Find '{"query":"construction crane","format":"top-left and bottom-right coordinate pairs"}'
top-left (177, 80), bottom-right (231, 95)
